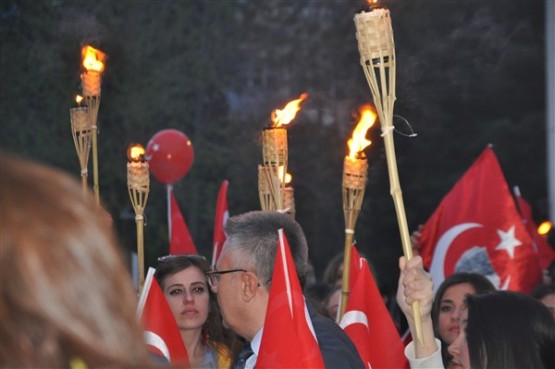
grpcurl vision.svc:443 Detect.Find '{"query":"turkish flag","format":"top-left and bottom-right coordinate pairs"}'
top-left (169, 190), bottom-right (198, 255)
top-left (514, 188), bottom-right (555, 270)
top-left (339, 246), bottom-right (408, 369)
top-left (256, 229), bottom-right (326, 369)
top-left (419, 146), bottom-right (541, 293)
top-left (212, 180), bottom-right (229, 267)
top-left (137, 268), bottom-right (189, 365)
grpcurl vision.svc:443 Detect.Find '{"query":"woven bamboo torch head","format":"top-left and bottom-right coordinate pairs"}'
top-left (70, 96), bottom-right (92, 135)
top-left (283, 173), bottom-right (295, 219)
top-left (258, 164), bottom-right (277, 212)
top-left (262, 127), bottom-right (288, 169)
top-left (127, 144), bottom-right (150, 194)
top-left (354, 8), bottom-right (395, 67)
top-left (81, 45), bottom-right (107, 97)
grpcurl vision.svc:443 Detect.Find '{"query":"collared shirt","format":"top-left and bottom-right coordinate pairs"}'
top-left (245, 328), bottom-right (263, 369)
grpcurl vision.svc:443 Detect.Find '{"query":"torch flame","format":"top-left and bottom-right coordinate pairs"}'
top-left (347, 105), bottom-right (377, 161)
top-left (271, 93), bottom-right (309, 127)
top-left (538, 221), bottom-right (553, 236)
top-left (127, 144), bottom-right (146, 162)
top-left (82, 45), bottom-right (106, 73)
top-left (285, 173), bottom-right (292, 185)
top-left (277, 166), bottom-right (293, 184)
top-left (75, 95), bottom-right (83, 105)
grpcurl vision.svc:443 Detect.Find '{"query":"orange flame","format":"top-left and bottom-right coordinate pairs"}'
top-left (367, 0), bottom-right (378, 6)
top-left (81, 45), bottom-right (106, 73)
top-left (278, 166), bottom-right (293, 184)
top-left (285, 173), bottom-right (292, 185)
top-left (538, 221), bottom-right (553, 236)
top-left (347, 105), bottom-right (377, 161)
top-left (75, 95), bottom-right (83, 105)
top-left (271, 93), bottom-right (309, 127)
top-left (127, 144), bottom-right (146, 162)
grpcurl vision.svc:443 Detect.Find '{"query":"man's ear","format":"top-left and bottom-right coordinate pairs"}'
top-left (241, 272), bottom-right (259, 302)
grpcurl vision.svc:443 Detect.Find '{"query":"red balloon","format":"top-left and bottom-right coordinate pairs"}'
top-left (146, 129), bottom-right (194, 184)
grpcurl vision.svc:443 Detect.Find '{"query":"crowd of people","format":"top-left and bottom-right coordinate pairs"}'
top-left (1, 153), bottom-right (554, 368)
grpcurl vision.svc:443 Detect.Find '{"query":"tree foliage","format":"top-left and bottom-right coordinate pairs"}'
top-left (0, 0), bottom-right (547, 293)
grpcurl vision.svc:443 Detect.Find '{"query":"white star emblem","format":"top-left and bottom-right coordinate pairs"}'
top-left (494, 225), bottom-right (522, 259)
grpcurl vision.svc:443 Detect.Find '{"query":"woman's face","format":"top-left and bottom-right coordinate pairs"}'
top-left (438, 283), bottom-right (476, 344)
top-left (447, 309), bottom-right (470, 369)
top-left (162, 266), bottom-right (210, 331)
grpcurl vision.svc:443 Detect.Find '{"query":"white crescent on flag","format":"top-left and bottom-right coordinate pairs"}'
top-left (339, 310), bottom-right (369, 330)
top-left (430, 223), bottom-right (482, 292)
top-left (144, 331), bottom-right (170, 361)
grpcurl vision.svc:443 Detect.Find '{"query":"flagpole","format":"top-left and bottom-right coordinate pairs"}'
top-left (167, 183), bottom-right (173, 247)
top-left (136, 267), bottom-right (155, 318)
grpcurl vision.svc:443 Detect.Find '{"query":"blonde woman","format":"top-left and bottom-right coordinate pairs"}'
top-left (0, 154), bottom-right (154, 368)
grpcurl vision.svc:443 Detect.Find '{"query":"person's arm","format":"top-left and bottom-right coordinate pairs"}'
top-left (396, 256), bottom-right (440, 362)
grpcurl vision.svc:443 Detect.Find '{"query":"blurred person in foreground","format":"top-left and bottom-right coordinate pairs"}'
top-left (208, 210), bottom-right (365, 369)
top-left (0, 154), bottom-right (154, 368)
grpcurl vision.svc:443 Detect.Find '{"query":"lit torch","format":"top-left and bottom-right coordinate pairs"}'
top-left (70, 95), bottom-right (93, 197)
top-left (283, 172), bottom-right (295, 219)
top-left (354, 1), bottom-right (423, 344)
top-left (81, 45), bottom-right (107, 208)
top-left (339, 105), bottom-right (375, 318)
top-left (259, 93), bottom-right (308, 211)
top-left (127, 144), bottom-right (150, 292)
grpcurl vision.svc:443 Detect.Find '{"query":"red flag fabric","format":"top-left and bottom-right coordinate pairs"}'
top-left (212, 180), bottom-right (229, 267)
top-left (169, 190), bottom-right (198, 255)
top-left (256, 229), bottom-right (326, 369)
top-left (419, 146), bottom-right (542, 293)
top-left (339, 246), bottom-right (408, 369)
top-left (137, 268), bottom-right (189, 365)
top-left (514, 188), bottom-right (555, 270)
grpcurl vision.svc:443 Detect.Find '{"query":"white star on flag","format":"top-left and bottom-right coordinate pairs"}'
top-left (495, 225), bottom-right (522, 259)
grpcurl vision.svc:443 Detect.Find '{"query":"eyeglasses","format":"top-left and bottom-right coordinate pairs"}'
top-left (206, 269), bottom-right (247, 287)
top-left (157, 254), bottom-right (207, 264)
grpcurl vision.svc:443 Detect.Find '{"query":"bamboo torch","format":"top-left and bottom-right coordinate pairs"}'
top-left (81, 45), bottom-right (107, 208)
top-left (258, 93), bottom-right (308, 212)
top-left (283, 172), bottom-right (295, 219)
top-left (69, 95), bottom-right (93, 198)
top-left (339, 105), bottom-right (376, 318)
top-left (127, 144), bottom-right (150, 293)
top-left (354, 4), bottom-right (423, 343)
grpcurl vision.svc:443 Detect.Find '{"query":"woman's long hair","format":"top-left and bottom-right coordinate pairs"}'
top-left (0, 154), bottom-right (152, 368)
top-left (467, 291), bottom-right (555, 369)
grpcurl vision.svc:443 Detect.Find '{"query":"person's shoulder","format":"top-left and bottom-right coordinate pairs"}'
top-left (308, 308), bottom-right (365, 369)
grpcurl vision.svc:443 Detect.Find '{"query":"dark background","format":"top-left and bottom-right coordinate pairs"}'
top-left (0, 0), bottom-right (548, 296)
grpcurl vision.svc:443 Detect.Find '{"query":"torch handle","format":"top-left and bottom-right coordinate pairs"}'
top-left (339, 230), bottom-right (354, 320)
top-left (92, 127), bottom-right (100, 208)
top-left (382, 129), bottom-right (424, 345)
top-left (81, 174), bottom-right (88, 199)
top-left (136, 217), bottom-right (145, 294)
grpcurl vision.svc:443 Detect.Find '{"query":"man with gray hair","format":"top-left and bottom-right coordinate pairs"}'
top-left (208, 211), bottom-right (365, 369)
